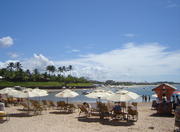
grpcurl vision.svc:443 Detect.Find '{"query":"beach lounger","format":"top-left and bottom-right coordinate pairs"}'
top-left (31, 101), bottom-right (43, 115)
top-left (57, 101), bottom-right (67, 111)
top-left (132, 102), bottom-right (138, 107)
top-left (0, 102), bottom-right (10, 121)
top-left (98, 103), bottom-right (111, 119)
top-left (78, 105), bottom-right (91, 117)
top-left (21, 102), bottom-right (31, 111)
top-left (66, 104), bottom-right (76, 113)
top-left (48, 101), bottom-right (56, 109)
top-left (127, 106), bottom-right (138, 121)
top-left (121, 102), bottom-right (126, 112)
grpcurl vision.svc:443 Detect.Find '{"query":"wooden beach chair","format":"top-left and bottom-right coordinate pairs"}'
top-left (111, 107), bottom-right (125, 120)
top-left (0, 103), bottom-right (10, 121)
top-left (98, 103), bottom-right (111, 119)
top-left (132, 102), bottom-right (138, 107)
top-left (121, 102), bottom-right (126, 112)
top-left (21, 102), bottom-right (31, 110)
top-left (41, 100), bottom-right (49, 110)
top-left (48, 101), bottom-right (56, 109)
top-left (127, 106), bottom-right (138, 121)
top-left (31, 101), bottom-right (43, 115)
top-left (78, 105), bottom-right (91, 117)
top-left (57, 101), bottom-right (67, 111)
top-left (66, 104), bottom-right (76, 113)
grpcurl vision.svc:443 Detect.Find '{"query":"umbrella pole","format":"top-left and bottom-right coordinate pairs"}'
top-left (27, 98), bottom-right (30, 115)
top-left (67, 97), bottom-right (68, 104)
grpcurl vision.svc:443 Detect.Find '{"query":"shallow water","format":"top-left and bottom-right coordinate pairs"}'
top-left (31, 84), bottom-right (180, 103)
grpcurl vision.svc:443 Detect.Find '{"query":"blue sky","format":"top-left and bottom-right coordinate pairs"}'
top-left (0, 0), bottom-right (180, 82)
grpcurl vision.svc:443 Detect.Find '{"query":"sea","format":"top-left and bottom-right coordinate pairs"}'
top-left (32, 84), bottom-right (180, 103)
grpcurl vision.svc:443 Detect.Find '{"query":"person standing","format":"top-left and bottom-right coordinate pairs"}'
top-left (148, 95), bottom-right (151, 102)
top-left (142, 95), bottom-right (144, 102)
top-left (145, 95), bottom-right (147, 102)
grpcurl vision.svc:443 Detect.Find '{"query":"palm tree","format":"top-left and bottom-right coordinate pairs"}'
top-left (14, 62), bottom-right (22, 71)
top-left (62, 66), bottom-right (66, 76)
top-left (58, 67), bottom-right (63, 76)
top-left (25, 69), bottom-right (31, 76)
top-left (33, 69), bottom-right (39, 75)
top-left (68, 65), bottom-right (72, 75)
top-left (7, 62), bottom-right (14, 71)
top-left (46, 65), bottom-right (56, 75)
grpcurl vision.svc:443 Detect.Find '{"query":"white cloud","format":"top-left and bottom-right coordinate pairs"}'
top-left (167, 3), bottom-right (178, 8)
top-left (166, 0), bottom-right (179, 8)
top-left (55, 42), bottom-right (180, 82)
top-left (123, 33), bottom-right (136, 38)
top-left (7, 52), bottom-right (19, 58)
top-left (0, 36), bottom-right (14, 47)
top-left (22, 54), bottom-right (54, 72)
top-left (0, 54), bottom-right (53, 72)
top-left (0, 60), bottom-right (19, 69)
top-left (71, 49), bottom-right (80, 52)
top-left (1, 43), bottom-right (180, 82)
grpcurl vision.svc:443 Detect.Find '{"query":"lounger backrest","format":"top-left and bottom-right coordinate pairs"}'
top-left (99, 104), bottom-right (109, 113)
top-left (57, 101), bottom-right (66, 107)
top-left (128, 106), bottom-right (137, 115)
top-left (121, 102), bottom-right (126, 107)
top-left (132, 102), bottom-right (138, 107)
top-left (78, 105), bottom-right (88, 113)
top-left (0, 103), bottom-right (5, 111)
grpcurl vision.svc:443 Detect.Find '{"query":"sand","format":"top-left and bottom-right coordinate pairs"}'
top-left (0, 103), bottom-right (175, 132)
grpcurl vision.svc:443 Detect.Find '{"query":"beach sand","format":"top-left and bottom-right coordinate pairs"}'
top-left (0, 103), bottom-right (175, 132)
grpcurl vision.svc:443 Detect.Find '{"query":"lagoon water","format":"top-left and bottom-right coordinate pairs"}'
top-left (32, 84), bottom-right (180, 103)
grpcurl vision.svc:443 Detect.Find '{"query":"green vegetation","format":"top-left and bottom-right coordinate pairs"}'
top-left (0, 62), bottom-right (93, 88)
top-left (0, 81), bottom-right (92, 87)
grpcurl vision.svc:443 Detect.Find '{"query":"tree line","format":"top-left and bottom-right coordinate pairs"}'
top-left (0, 62), bottom-right (89, 83)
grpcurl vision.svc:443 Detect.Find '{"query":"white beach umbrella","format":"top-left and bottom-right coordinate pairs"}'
top-left (152, 94), bottom-right (158, 98)
top-left (107, 90), bottom-right (139, 102)
top-left (116, 90), bottom-right (140, 100)
top-left (55, 89), bottom-right (79, 103)
top-left (55, 89), bottom-right (78, 98)
top-left (8, 90), bottom-right (26, 98)
top-left (32, 88), bottom-right (48, 97)
top-left (85, 89), bottom-right (113, 100)
top-left (0, 87), bottom-right (16, 95)
top-left (9, 90), bottom-right (39, 98)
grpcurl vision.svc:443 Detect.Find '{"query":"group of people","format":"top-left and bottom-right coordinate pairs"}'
top-left (142, 95), bottom-right (151, 102)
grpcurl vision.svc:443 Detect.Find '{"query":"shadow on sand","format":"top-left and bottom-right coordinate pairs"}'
top-left (0, 120), bottom-right (8, 124)
top-left (150, 113), bottom-right (174, 118)
top-left (49, 111), bottom-right (73, 115)
top-left (8, 113), bottom-right (33, 118)
top-left (77, 117), bottom-right (135, 126)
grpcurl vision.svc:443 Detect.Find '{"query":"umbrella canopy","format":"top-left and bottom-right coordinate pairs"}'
top-left (8, 87), bottom-right (48, 98)
top-left (116, 90), bottom-right (139, 100)
top-left (107, 90), bottom-right (139, 102)
top-left (8, 90), bottom-right (26, 98)
top-left (55, 89), bottom-right (79, 98)
top-left (173, 91), bottom-right (180, 95)
top-left (152, 94), bottom-right (158, 98)
top-left (0, 87), bottom-right (16, 95)
top-left (22, 88), bottom-right (48, 98)
top-left (85, 89), bottom-right (113, 100)
top-left (9, 90), bottom-right (38, 98)
top-left (31, 88), bottom-right (48, 97)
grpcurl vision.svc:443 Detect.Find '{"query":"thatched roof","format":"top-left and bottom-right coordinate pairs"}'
top-left (152, 83), bottom-right (177, 91)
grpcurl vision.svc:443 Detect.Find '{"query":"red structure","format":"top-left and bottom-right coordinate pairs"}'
top-left (152, 83), bottom-right (176, 114)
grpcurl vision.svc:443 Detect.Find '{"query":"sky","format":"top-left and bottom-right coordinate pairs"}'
top-left (0, 0), bottom-right (180, 82)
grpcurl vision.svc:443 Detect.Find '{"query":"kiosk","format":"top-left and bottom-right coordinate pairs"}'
top-left (152, 83), bottom-right (176, 114)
